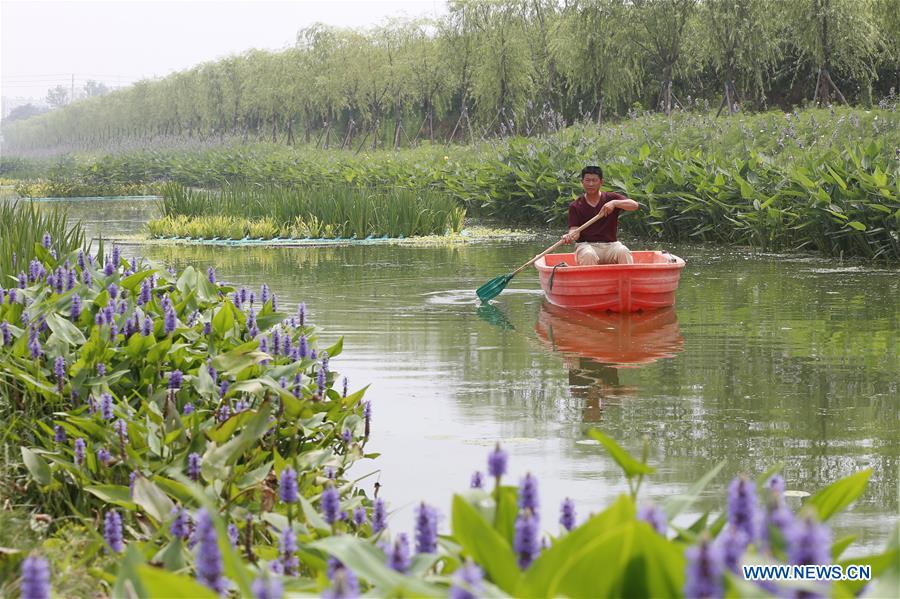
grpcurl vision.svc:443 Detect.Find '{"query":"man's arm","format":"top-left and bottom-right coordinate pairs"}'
top-left (598, 197), bottom-right (639, 217)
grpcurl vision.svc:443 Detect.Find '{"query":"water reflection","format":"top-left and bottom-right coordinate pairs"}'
top-left (535, 303), bottom-right (684, 366)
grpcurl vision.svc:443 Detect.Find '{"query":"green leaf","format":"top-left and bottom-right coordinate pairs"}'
top-left (846, 221), bottom-right (867, 231)
top-left (836, 548), bottom-right (900, 596)
top-left (21, 447), bottom-right (51, 486)
top-left (132, 475), bottom-right (175, 523)
top-left (84, 485), bottom-right (138, 510)
top-left (831, 535), bottom-right (856, 560)
top-left (110, 545), bottom-right (150, 599)
top-left (804, 469), bottom-right (871, 521)
top-left (211, 301), bottom-right (236, 337)
top-left (136, 564), bottom-right (219, 598)
top-left (588, 430), bottom-right (655, 477)
top-left (325, 336), bottom-right (344, 358)
top-left (44, 311), bottom-right (86, 346)
top-left (663, 460), bottom-right (725, 519)
top-left (451, 495), bottom-right (520, 593)
top-left (203, 403), bottom-right (273, 470)
top-left (310, 535), bottom-right (443, 597)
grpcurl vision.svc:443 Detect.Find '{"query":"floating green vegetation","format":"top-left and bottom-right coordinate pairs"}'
top-left (14, 179), bottom-right (160, 198)
top-left (150, 182), bottom-right (466, 239)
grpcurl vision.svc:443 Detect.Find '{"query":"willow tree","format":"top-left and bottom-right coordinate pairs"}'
top-left (552, 0), bottom-right (637, 124)
top-left (873, 0), bottom-right (900, 94)
top-left (782, 0), bottom-right (881, 105)
top-left (630, 0), bottom-right (698, 114)
top-left (408, 19), bottom-right (454, 143)
top-left (453, 0), bottom-right (535, 133)
top-left (698, 0), bottom-right (782, 115)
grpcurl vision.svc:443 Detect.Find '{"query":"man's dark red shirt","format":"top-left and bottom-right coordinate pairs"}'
top-left (567, 192), bottom-right (627, 242)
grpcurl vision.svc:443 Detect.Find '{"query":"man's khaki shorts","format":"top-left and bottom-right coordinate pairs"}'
top-left (575, 241), bottom-right (633, 265)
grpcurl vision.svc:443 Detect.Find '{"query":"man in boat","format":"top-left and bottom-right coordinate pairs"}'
top-left (561, 166), bottom-right (639, 265)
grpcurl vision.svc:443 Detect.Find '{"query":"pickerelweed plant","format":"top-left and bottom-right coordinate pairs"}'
top-left (0, 235), bottom-right (377, 594)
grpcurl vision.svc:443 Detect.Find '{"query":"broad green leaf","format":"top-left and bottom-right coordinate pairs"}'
top-left (663, 460), bottom-right (725, 519)
top-left (84, 485), bottom-right (138, 510)
top-left (325, 336), bottom-right (344, 358)
top-left (110, 545), bottom-right (150, 599)
top-left (845, 221), bottom-right (866, 231)
top-left (203, 404), bottom-right (273, 469)
top-left (451, 495), bottom-right (520, 593)
top-left (45, 311), bottom-right (86, 346)
top-left (831, 535), bottom-right (856, 560)
top-left (132, 475), bottom-right (175, 523)
top-left (836, 548), bottom-right (900, 596)
top-left (21, 447), bottom-right (52, 486)
top-left (589, 430), bottom-right (655, 477)
top-left (310, 535), bottom-right (443, 597)
top-left (805, 469), bottom-right (871, 521)
top-left (136, 565), bottom-right (218, 598)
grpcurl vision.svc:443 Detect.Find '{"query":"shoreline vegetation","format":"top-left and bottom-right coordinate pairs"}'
top-left (3, 107), bottom-right (898, 259)
top-left (1, 186), bottom-right (897, 597)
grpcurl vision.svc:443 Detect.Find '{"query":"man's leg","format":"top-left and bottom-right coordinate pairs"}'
top-left (574, 242), bottom-right (600, 265)
top-left (613, 242), bottom-right (633, 264)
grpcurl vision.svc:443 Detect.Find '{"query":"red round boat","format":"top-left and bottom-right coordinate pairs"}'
top-left (533, 251), bottom-right (686, 312)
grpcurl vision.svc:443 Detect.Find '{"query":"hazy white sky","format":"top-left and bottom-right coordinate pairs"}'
top-left (1, 0), bottom-right (448, 102)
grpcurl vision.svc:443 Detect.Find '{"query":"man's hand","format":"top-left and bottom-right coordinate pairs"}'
top-left (562, 232), bottom-right (577, 244)
top-left (598, 200), bottom-right (617, 218)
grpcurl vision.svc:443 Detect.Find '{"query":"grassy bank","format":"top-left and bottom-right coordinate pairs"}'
top-left (3, 107), bottom-right (898, 258)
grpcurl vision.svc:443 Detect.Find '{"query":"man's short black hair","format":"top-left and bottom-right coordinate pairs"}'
top-left (580, 165), bottom-right (603, 179)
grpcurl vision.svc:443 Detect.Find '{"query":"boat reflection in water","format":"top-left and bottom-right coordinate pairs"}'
top-left (535, 302), bottom-right (685, 421)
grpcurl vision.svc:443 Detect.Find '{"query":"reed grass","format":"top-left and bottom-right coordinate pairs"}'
top-left (0, 201), bottom-right (85, 278)
top-left (151, 182), bottom-right (466, 239)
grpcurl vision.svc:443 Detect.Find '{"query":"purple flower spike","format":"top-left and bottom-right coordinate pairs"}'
top-left (164, 305), bottom-right (176, 335)
top-left (316, 367), bottom-right (326, 396)
top-left (449, 560), bottom-right (484, 599)
top-left (323, 565), bottom-right (359, 599)
top-left (388, 533), bottom-right (411, 573)
top-left (298, 335), bottom-right (308, 358)
top-left (727, 476), bottom-right (760, 542)
top-left (141, 315), bottom-right (153, 336)
top-left (470, 471), bottom-right (484, 489)
top-left (684, 538), bottom-right (724, 599)
top-left (321, 484), bottom-right (340, 525)
top-left (74, 438), bottom-right (86, 466)
top-left (27, 326), bottom-right (42, 359)
top-left (111, 245), bottom-right (121, 269)
top-left (260, 284), bottom-right (270, 305)
top-left (97, 447), bottom-right (111, 466)
top-left (787, 516), bottom-right (832, 567)
top-left (194, 509), bottom-right (227, 595)
top-left (0, 321), bottom-right (10, 346)
top-left (298, 303), bottom-right (306, 326)
top-left (279, 467), bottom-right (298, 504)
top-left (183, 403), bottom-right (195, 415)
top-left (765, 474), bottom-right (786, 500)
top-left (108, 283), bottom-right (119, 299)
top-left (714, 524), bottom-right (749, 573)
top-left (514, 510), bottom-right (540, 569)
top-left (228, 523), bottom-right (239, 548)
top-left (560, 498), bottom-right (576, 531)
top-left (279, 527), bottom-right (299, 575)
top-left (188, 452), bottom-right (201, 482)
top-left (415, 502), bottom-right (439, 554)
top-left (207, 267), bottom-right (216, 284)
top-left (488, 443), bottom-right (508, 479)
top-left (247, 309), bottom-right (259, 338)
top-left (170, 507), bottom-right (192, 540)
top-left (168, 369), bottom-right (183, 390)
top-left (96, 362), bottom-right (107, 376)
top-left (519, 473), bottom-right (539, 514)
top-left (352, 506), bottom-right (367, 526)
top-left (114, 418), bottom-right (128, 442)
top-left (53, 425), bottom-right (66, 443)
top-left (638, 503), bottom-right (667, 536)
top-left (20, 554), bottom-right (51, 599)
top-left (42, 233), bottom-right (52, 249)
top-left (372, 498), bottom-right (387, 533)
top-left (99, 393), bottom-right (114, 420)
top-left (138, 279), bottom-right (151, 306)
top-left (104, 510), bottom-right (125, 553)
top-left (129, 471), bottom-right (138, 497)
top-left (69, 294), bottom-right (82, 320)
top-left (252, 574), bottom-right (283, 599)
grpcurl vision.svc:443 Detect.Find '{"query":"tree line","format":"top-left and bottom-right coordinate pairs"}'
top-left (3, 0), bottom-right (898, 153)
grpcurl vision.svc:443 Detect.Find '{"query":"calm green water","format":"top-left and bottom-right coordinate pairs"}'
top-left (32, 197), bottom-right (900, 553)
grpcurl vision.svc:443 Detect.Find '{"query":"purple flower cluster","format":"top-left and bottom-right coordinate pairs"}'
top-left (251, 574), bottom-right (283, 599)
top-left (20, 554), bottom-right (51, 599)
top-left (194, 509), bottom-right (227, 595)
top-left (389, 533), bottom-right (411, 573)
top-left (279, 467), bottom-right (298, 504)
top-left (53, 425), bottom-right (66, 443)
top-left (74, 438), bottom-right (86, 466)
top-left (519, 473), bottom-right (539, 514)
top-left (372, 498), bottom-right (387, 533)
top-left (559, 498), bottom-right (576, 532)
top-left (449, 560), bottom-right (484, 599)
top-left (488, 443), bottom-right (508, 479)
top-left (188, 452), bottom-right (201, 482)
top-left (727, 476), bottom-right (759, 542)
top-left (170, 507), bottom-right (192, 540)
top-left (637, 503), bottom-right (667, 536)
top-left (321, 484), bottom-right (341, 525)
top-left (470, 471), bottom-right (484, 489)
top-left (514, 510), bottom-right (540, 569)
top-left (279, 527), bottom-right (299, 575)
top-left (168, 369), bottom-right (183, 390)
top-left (99, 393), bottom-right (114, 420)
top-left (684, 538), bottom-right (724, 599)
top-left (104, 510), bottom-right (125, 553)
top-left (414, 502), bottom-right (439, 554)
